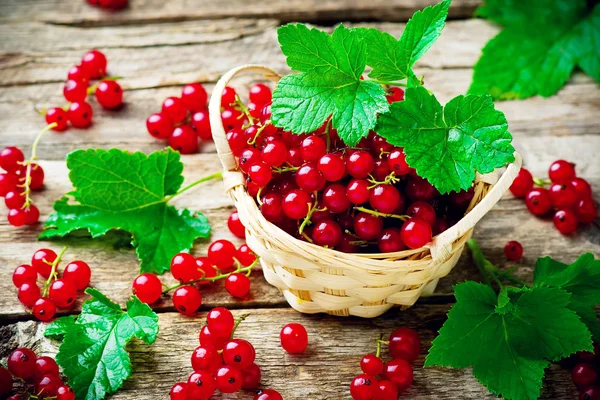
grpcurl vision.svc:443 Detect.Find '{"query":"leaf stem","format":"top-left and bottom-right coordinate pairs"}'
top-left (41, 246), bottom-right (68, 297)
top-left (165, 170), bottom-right (223, 202)
top-left (467, 239), bottom-right (493, 288)
top-left (467, 239), bottom-right (531, 289)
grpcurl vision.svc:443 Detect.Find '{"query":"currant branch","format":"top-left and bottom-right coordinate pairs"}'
top-left (21, 123), bottom-right (57, 209)
top-left (354, 206), bottom-right (408, 221)
top-left (41, 246), bottom-right (68, 298)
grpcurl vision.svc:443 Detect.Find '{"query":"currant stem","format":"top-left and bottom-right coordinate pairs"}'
top-left (233, 94), bottom-right (257, 125)
top-left (41, 246), bottom-right (68, 297)
top-left (230, 313), bottom-right (250, 339)
top-left (273, 165), bottom-right (300, 174)
top-left (367, 79), bottom-right (408, 87)
top-left (247, 123), bottom-right (269, 146)
top-left (533, 177), bottom-right (551, 187)
top-left (298, 197), bottom-right (321, 235)
top-left (368, 172), bottom-right (399, 188)
top-left (354, 206), bottom-right (408, 221)
top-left (22, 122), bottom-right (57, 208)
top-left (375, 334), bottom-right (384, 358)
top-left (165, 171), bottom-right (223, 202)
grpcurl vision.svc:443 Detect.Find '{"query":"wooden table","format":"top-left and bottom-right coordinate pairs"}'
top-left (1, 1), bottom-right (598, 398)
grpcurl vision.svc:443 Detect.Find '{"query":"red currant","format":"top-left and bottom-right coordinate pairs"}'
top-left (221, 86), bottom-right (237, 108)
top-left (36, 373), bottom-right (61, 397)
top-left (406, 177), bottom-right (437, 201)
top-left (187, 371), bottom-right (216, 399)
top-left (223, 339), bottom-right (256, 369)
top-left (388, 327), bottom-right (421, 361)
top-left (63, 79), bottom-right (88, 102)
top-left (173, 285), bottom-right (202, 316)
top-left (504, 240), bottom-right (523, 261)
top-left (312, 219), bottom-right (342, 247)
top-left (45, 108), bottom-right (69, 131)
top-left (318, 153), bottom-right (346, 181)
top-left (191, 110), bottom-right (212, 141)
top-left (295, 162), bottom-right (326, 192)
top-left (162, 97), bottom-right (187, 123)
top-left (280, 323), bottom-right (308, 354)
top-left (207, 307), bottom-right (235, 337)
top-left (370, 134), bottom-right (393, 157)
top-left (242, 363), bottom-right (262, 389)
top-left (32, 249), bottom-right (57, 278)
top-left (301, 135), bottom-right (327, 162)
top-left (323, 183), bottom-right (351, 213)
top-left (249, 83), bottom-right (272, 106)
top-left (132, 273), bottom-right (162, 304)
top-left (387, 148), bottom-right (411, 176)
top-left (549, 160), bottom-right (576, 184)
top-left (254, 389), bottom-right (283, 400)
top-left (8, 208), bottom-right (27, 227)
top-left (8, 348), bottom-right (37, 379)
top-left (170, 253), bottom-right (198, 283)
top-left (227, 128), bottom-right (247, 157)
top-left (23, 204), bottom-right (40, 225)
top-left (181, 83), bottom-right (208, 111)
top-left (570, 177), bottom-right (592, 200)
top-left (346, 179), bottom-right (370, 205)
top-left (406, 201), bottom-right (436, 225)
top-left (386, 87), bottom-right (404, 103)
top-left (13, 264), bottom-right (37, 287)
top-left (5, 190), bottom-right (25, 209)
top-left (49, 279), bottom-right (77, 308)
top-left (63, 260), bottom-right (91, 290)
top-left (346, 151), bottom-right (374, 179)
top-left (146, 113), bottom-right (173, 140)
top-left (378, 228), bottom-right (406, 253)
top-left (0, 146), bottom-right (25, 172)
top-left (34, 356), bottom-right (59, 381)
top-left (20, 163), bottom-right (45, 190)
top-left (239, 147), bottom-right (262, 173)
top-left (261, 140), bottom-right (288, 167)
top-left (554, 209), bottom-right (578, 235)
top-left (383, 358), bottom-right (413, 392)
top-left (432, 218), bottom-right (450, 236)
top-left (287, 147), bottom-right (304, 167)
top-left (525, 188), bottom-right (552, 216)
top-left (549, 183), bottom-right (578, 208)
top-left (67, 64), bottom-right (89, 82)
top-left (216, 365), bottom-right (243, 393)
top-left (449, 187), bottom-right (475, 208)
top-left (68, 101), bottom-right (93, 128)
top-left (248, 162), bottom-right (272, 187)
top-left (361, 354), bottom-right (384, 376)
top-left (32, 298), bottom-right (57, 321)
top-left (169, 125), bottom-right (198, 154)
top-left (196, 257), bottom-right (217, 284)
top-left (81, 50), bottom-right (107, 79)
top-left (208, 240), bottom-right (237, 269)
top-left (236, 244), bottom-right (257, 267)
top-left (225, 273), bottom-right (251, 298)
top-left (227, 210), bottom-right (245, 238)
top-left (354, 212), bottom-right (383, 241)
top-left (199, 325), bottom-right (230, 350)
top-left (283, 189), bottom-right (311, 219)
top-left (169, 382), bottom-right (188, 400)
top-left (350, 374), bottom-right (378, 400)
top-left (576, 198), bottom-right (598, 224)
top-left (191, 345), bottom-right (222, 374)
top-left (0, 173), bottom-right (18, 197)
top-left (95, 80), bottom-right (123, 109)
top-left (572, 363), bottom-right (597, 387)
top-left (18, 282), bottom-right (41, 307)
top-left (0, 367), bottom-right (11, 398)
top-left (375, 380), bottom-right (399, 400)
top-left (370, 184), bottom-right (403, 214)
top-left (222, 108), bottom-right (244, 131)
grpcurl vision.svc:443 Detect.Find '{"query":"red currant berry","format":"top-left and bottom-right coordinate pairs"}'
top-left (570, 177), bottom-right (592, 200)
top-left (449, 187), bottom-right (475, 209)
top-left (0, 367), bottom-right (11, 397)
top-left (406, 177), bottom-right (437, 201)
top-left (572, 363), bottom-right (598, 387)
top-left (432, 218), bottom-right (450, 236)
top-left (525, 188), bottom-right (552, 216)
top-left (25, 203), bottom-right (41, 225)
top-left (49, 278), bottom-right (77, 308)
top-left (8, 208), bottom-right (27, 227)
top-left (295, 162), bottom-right (326, 192)
top-left (5, 190), bottom-right (25, 209)
top-left (21, 163), bottom-right (45, 190)
top-left (162, 97), bottom-right (187, 123)
top-left (199, 325), bottom-right (230, 350)
top-left (280, 323), bottom-right (308, 354)
top-left (216, 365), bottom-right (243, 393)
top-left (383, 358), bottom-right (413, 392)
top-left (301, 135), bottom-right (327, 162)
top-left (223, 339), bottom-right (256, 369)
top-left (350, 374), bottom-right (378, 400)
top-left (45, 108), bottom-right (69, 131)
top-left (63, 79), bottom-right (88, 102)
top-left (32, 297), bottom-right (57, 322)
top-left (170, 125), bottom-right (198, 154)
top-left (8, 348), bottom-right (37, 379)
top-left (32, 248), bottom-right (57, 278)
top-left (227, 128), bottom-right (247, 157)
top-left (207, 307), bottom-right (235, 337)
top-left (68, 101), bottom-right (93, 128)
top-left (576, 198), bottom-right (598, 224)
top-left (549, 183), bottom-right (578, 208)
top-left (287, 146), bottom-right (304, 167)
top-left (378, 228), bottom-right (406, 253)
top-left (95, 80), bottom-right (123, 109)
top-left (181, 83), bottom-right (208, 111)
top-left (389, 327), bottom-right (421, 361)
top-left (406, 201), bottom-right (436, 225)
top-left (242, 363), bottom-right (262, 389)
top-left (254, 389), bottom-right (284, 400)
top-left (318, 153), bottom-right (346, 181)
top-left (195, 257), bottom-right (218, 284)
top-left (387, 148), bottom-right (411, 176)
top-left (346, 151), bottom-right (375, 179)
top-left (18, 282), bottom-right (41, 307)
top-left (323, 183), bottom-right (351, 213)
top-left (261, 140), bottom-right (288, 167)
top-left (549, 160), bottom-right (576, 184)
top-left (36, 373), bottom-right (61, 397)
top-left (371, 159), bottom-right (390, 181)
top-left (63, 260), bottom-right (91, 290)
top-left (34, 356), bottom-right (59, 381)
top-left (354, 212), bottom-right (383, 241)
top-left (312, 219), bottom-right (342, 247)
top-left (191, 110), bottom-right (212, 141)
top-left (237, 244), bottom-right (257, 266)
top-left (370, 184), bottom-right (403, 214)
top-left (0, 173), bottom-right (18, 197)
top-left (13, 264), bottom-right (37, 287)
top-left (226, 273), bottom-right (251, 298)
top-left (0, 146), bottom-right (25, 172)
top-left (208, 240), bottom-right (237, 269)
top-left (239, 147), bottom-right (262, 173)
top-left (221, 86), bottom-right (237, 108)
top-left (386, 87), bottom-right (404, 103)
top-left (169, 382), bottom-right (188, 400)
top-left (191, 345), bottom-right (222, 374)
top-left (283, 189), bottom-right (312, 220)
top-left (346, 179), bottom-right (370, 205)
top-left (504, 240), bottom-right (523, 261)
top-left (259, 103), bottom-right (272, 123)
top-left (361, 354), bottom-right (384, 376)
top-left (146, 113), bottom-right (173, 140)
top-left (554, 209), bottom-right (578, 235)
top-left (173, 285), bottom-right (202, 316)
top-left (248, 162), bottom-right (273, 187)
top-left (375, 380), bottom-right (399, 400)
top-left (222, 108), bottom-right (244, 131)
top-left (370, 134), bottom-right (393, 157)
top-left (132, 273), bottom-right (162, 304)
top-left (67, 64), bottom-right (89, 82)
top-left (249, 83), bottom-right (272, 106)
top-left (227, 210), bottom-right (245, 238)
top-left (81, 50), bottom-right (107, 79)
top-left (187, 370), bottom-right (216, 399)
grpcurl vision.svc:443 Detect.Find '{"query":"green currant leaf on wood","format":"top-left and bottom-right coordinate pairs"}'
top-left (425, 282), bottom-right (592, 400)
top-left (39, 148), bottom-right (213, 274)
top-left (271, 23), bottom-right (389, 146)
top-left (375, 86), bottom-right (515, 194)
top-left (45, 288), bottom-right (159, 400)
top-left (470, 0), bottom-right (600, 99)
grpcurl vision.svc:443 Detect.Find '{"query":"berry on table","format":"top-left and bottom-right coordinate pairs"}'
top-left (208, 239), bottom-right (237, 269)
top-left (280, 323), bottom-right (308, 354)
top-left (225, 273), bottom-right (251, 298)
top-left (388, 327), bottom-right (421, 361)
top-left (215, 365), bottom-right (243, 393)
top-left (8, 208), bottom-right (27, 227)
top-left (169, 382), bottom-right (188, 400)
top-left (570, 177), bottom-right (592, 200)
top-left (169, 125), bottom-right (198, 154)
top-left (170, 253), bottom-right (202, 283)
top-left (254, 389), bottom-right (284, 400)
top-left (162, 97), bottom-right (187, 123)
top-left (199, 325), bottom-right (230, 350)
top-left (172, 285), bottom-right (203, 316)
top-left (361, 354), bottom-right (384, 376)
top-left (376, 379), bottom-right (399, 400)
top-left (549, 183), bottom-right (578, 208)
top-left (8, 348), bottom-right (37, 379)
top-left (67, 64), bottom-right (89, 82)
top-left (227, 210), bottom-right (246, 238)
top-left (383, 358), bottom-right (414, 392)
top-left (0, 146), bottom-right (25, 172)
top-left (187, 371), bottom-right (216, 399)
top-left (49, 278), bottom-right (77, 308)
top-left (34, 356), bottom-right (59, 380)
top-left (68, 101), bottom-right (93, 128)
top-left (146, 113), bottom-right (174, 140)
top-left (350, 374), bottom-right (378, 400)
top-left (236, 244), bottom-right (257, 266)
top-left (62, 260), bottom-right (92, 290)
top-left (504, 240), bottom-right (523, 261)
top-left (576, 198), bottom-right (598, 224)
top-left (45, 108), bottom-right (69, 131)
top-left (13, 264), bottom-right (37, 287)
top-left (32, 248), bottom-right (57, 278)
top-left (32, 297), bottom-right (57, 321)
top-left (18, 282), bottom-right (41, 307)
top-left (181, 83), bottom-right (208, 111)
top-left (191, 345), bottom-right (222, 374)
top-left (0, 367), bottom-right (12, 398)
top-left (223, 339), bottom-right (256, 369)
top-left (206, 307), bottom-right (235, 337)
top-left (525, 188), bottom-right (552, 216)
top-left (95, 80), bottom-right (123, 109)
top-left (63, 79), bottom-right (88, 103)
top-left (548, 160), bottom-right (576, 184)
top-left (81, 50), bottom-right (107, 79)
top-left (241, 363), bottom-right (262, 389)
top-left (554, 209), bottom-right (578, 235)
top-left (192, 110), bottom-right (212, 141)
top-left (0, 173), bottom-right (18, 197)
top-left (132, 273), bottom-right (162, 304)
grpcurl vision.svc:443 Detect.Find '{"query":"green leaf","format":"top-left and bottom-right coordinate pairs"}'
top-left (359, 0), bottom-right (450, 82)
top-left (375, 86), bottom-right (515, 193)
top-left (44, 315), bottom-right (77, 339)
top-left (533, 253), bottom-right (600, 340)
top-left (45, 288), bottom-right (159, 400)
top-left (470, 1), bottom-right (600, 99)
top-left (426, 282), bottom-right (592, 400)
top-left (272, 24), bottom-right (389, 146)
top-left (39, 148), bottom-right (211, 274)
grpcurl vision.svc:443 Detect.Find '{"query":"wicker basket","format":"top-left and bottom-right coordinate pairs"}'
top-left (209, 65), bottom-right (523, 318)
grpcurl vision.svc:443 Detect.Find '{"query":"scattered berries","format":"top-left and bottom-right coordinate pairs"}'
top-left (504, 240), bottom-right (523, 261)
top-left (280, 323), bottom-right (309, 354)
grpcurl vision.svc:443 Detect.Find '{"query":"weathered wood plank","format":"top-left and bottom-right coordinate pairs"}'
top-left (0, 0), bottom-right (481, 26)
top-left (0, 307), bottom-right (579, 399)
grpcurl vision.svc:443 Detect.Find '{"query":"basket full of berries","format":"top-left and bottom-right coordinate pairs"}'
top-left (208, 9), bottom-right (522, 318)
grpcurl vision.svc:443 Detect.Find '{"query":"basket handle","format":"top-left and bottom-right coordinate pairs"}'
top-left (428, 152), bottom-right (522, 261)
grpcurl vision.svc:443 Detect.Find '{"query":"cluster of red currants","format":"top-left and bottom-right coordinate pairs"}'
top-left (44, 49), bottom-right (123, 131)
top-left (510, 160), bottom-right (597, 235)
top-left (145, 83), bottom-right (214, 153)
top-left (0, 146), bottom-right (44, 226)
top-left (350, 327), bottom-right (421, 400)
top-left (131, 238), bottom-right (257, 314)
top-left (169, 307), bottom-right (283, 400)
top-left (0, 348), bottom-right (75, 400)
top-left (224, 84), bottom-right (472, 253)
top-left (12, 248), bottom-right (91, 322)
top-left (563, 346), bottom-right (600, 400)
top-left (86, 0), bottom-right (128, 9)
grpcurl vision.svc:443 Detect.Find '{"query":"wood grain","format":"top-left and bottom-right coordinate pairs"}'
top-left (0, 307), bottom-right (579, 399)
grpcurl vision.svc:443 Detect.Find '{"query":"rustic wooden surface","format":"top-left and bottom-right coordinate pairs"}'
top-left (0, 0), bottom-right (599, 399)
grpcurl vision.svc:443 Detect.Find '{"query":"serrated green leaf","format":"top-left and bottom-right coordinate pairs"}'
top-left (471, 1), bottom-right (600, 99)
top-left (272, 24), bottom-right (389, 146)
top-left (45, 289), bottom-right (159, 400)
top-left (375, 86), bottom-right (514, 193)
top-left (39, 148), bottom-right (211, 274)
top-left (426, 282), bottom-right (592, 400)
top-left (359, 0), bottom-right (450, 82)
top-left (44, 315), bottom-right (77, 339)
